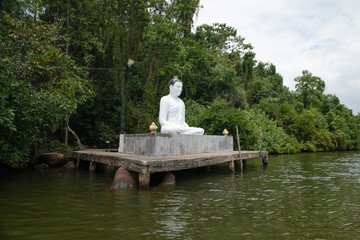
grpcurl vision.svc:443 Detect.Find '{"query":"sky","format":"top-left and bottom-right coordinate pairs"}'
top-left (194, 0), bottom-right (360, 114)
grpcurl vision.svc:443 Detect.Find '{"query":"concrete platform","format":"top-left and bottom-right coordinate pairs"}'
top-left (118, 133), bottom-right (233, 156)
top-left (72, 149), bottom-right (268, 187)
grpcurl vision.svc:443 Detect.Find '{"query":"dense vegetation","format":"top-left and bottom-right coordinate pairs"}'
top-left (1, 0), bottom-right (360, 168)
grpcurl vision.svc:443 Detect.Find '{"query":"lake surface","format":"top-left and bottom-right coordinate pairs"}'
top-left (1, 151), bottom-right (360, 239)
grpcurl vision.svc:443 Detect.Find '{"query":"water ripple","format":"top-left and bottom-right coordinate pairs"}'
top-left (0, 152), bottom-right (360, 239)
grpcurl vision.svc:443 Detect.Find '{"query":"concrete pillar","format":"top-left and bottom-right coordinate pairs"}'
top-left (112, 167), bottom-right (136, 189)
top-left (161, 172), bottom-right (176, 185)
top-left (76, 154), bottom-right (80, 168)
top-left (118, 134), bottom-right (124, 152)
top-left (139, 169), bottom-right (150, 188)
top-left (89, 161), bottom-right (96, 172)
top-left (228, 160), bottom-right (235, 171)
top-left (261, 153), bottom-right (269, 167)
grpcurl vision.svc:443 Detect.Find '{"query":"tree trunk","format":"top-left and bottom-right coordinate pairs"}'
top-left (66, 0), bottom-right (70, 55)
top-left (147, 57), bottom-right (156, 82)
top-left (65, 115), bottom-right (82, 146)
top-left (64, 119), bottom-right (68, 145)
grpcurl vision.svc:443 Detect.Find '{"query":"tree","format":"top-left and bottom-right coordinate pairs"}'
top-left (168, 0), bottom-right (200, 38)
top-left (194, 23), bottom-right (253, 55)
top-left (0, 12), bottom-right (92, 167)
top-left (2, 0), bottom-right (359, 168)
top-left (249, 62), bottom-right (284, 105)
top-left (248, 109), bottom-right (301, 153)
top-left (289, 108), bottom-right (333, 151)
top-left (294, 70), bottom-right (325, 109)
top-left (197, 100), bottom-right (257, 150)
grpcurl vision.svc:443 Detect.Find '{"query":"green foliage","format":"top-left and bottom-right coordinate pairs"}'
top-left (288, 108), bottom-right (334, 152)
top-left (0, 12), bottom-right (92, 167)
top-left (96, 122), bottom-right (119, 146)
top-left (247, 109), bottom-right (301, 154)
top-left (295, 70), bottom-right (325, 109)
top-left (197, 100), bottom-right (257, 150)
top-left (46, 140), bottom-right (69, 153)
top-left (326, 110), bottom-right (360, 150)
top-left (167, 0), bottom-right (200, 38)
top-left (248, 62), bottom-right (284, 105)
top-left (208, 60), bottom-right (247, 108)
top-left (1, 1), bottom-right (359, 168)
top-left (184, 99), bottom-right (206, 127)
top-left (254, 94), bottom-right (359, 152)
top-left (194, 23), bottom-right (252, 54)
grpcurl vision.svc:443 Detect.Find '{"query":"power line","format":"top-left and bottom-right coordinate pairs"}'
top-left (24, 66), bottom-right (125, 70)
top-left (87, 67), bottom-right (124, 70)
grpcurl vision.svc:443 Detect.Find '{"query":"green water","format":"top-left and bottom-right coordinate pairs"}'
top-left (1, 151), bottom-right (360, 240)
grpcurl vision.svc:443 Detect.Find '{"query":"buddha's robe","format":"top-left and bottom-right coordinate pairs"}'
top-left (159, 95), bottom-right (204, 135)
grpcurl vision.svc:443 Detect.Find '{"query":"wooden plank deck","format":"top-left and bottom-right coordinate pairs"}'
top-left (71, 149), bottom-right (268, 187)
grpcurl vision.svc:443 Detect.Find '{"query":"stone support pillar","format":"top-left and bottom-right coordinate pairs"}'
top-left (139, 168), bottom-right (150, 188)
top-left (228, 160), bottom-right (235, 171)
top-left (89, 161), bottom-right (96, 172)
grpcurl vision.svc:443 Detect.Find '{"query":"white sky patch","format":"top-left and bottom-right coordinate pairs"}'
top-left (195, 0), bottom-right (360, 114)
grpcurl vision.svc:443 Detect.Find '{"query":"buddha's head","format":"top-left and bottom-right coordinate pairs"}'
top-left (168, 76), bottom-right (183, 97)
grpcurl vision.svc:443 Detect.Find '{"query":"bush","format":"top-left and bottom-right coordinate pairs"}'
top-left (247, 109), bottom-right (301, 153)
top-left (197, 100), bottom-right (258, 150)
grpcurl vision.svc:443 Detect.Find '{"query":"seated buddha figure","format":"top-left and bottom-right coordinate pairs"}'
top-left (159, 76), bottom-right (204, 135)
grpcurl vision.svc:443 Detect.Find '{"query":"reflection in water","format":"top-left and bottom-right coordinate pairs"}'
top-left (0, 152), bottom-right (359, 239)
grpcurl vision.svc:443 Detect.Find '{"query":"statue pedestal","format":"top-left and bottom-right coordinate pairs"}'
top-left (118, 134), bottom-right (233, 156)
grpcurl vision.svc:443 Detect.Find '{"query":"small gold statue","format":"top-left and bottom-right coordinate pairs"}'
top-left (149, 122), bottom-right (158, 133)
top-left (222, 129), bottom-right (229, 136)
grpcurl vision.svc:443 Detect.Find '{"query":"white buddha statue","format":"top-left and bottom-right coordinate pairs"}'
top-left (159, 76), bottom-right (204, 135)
